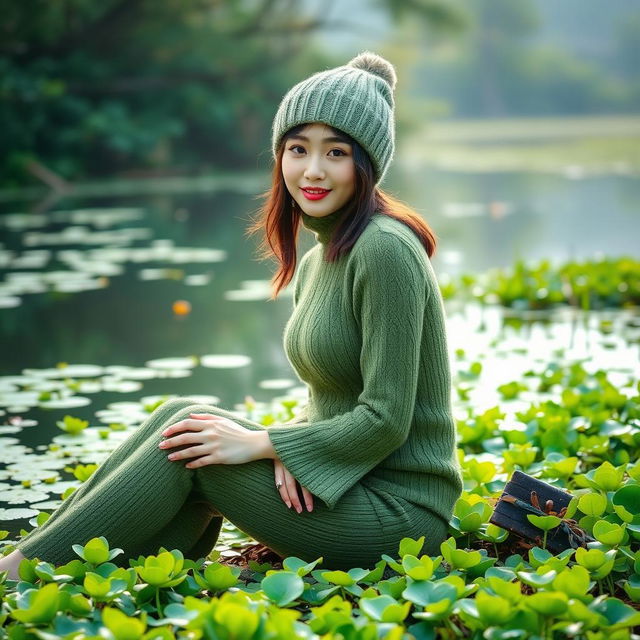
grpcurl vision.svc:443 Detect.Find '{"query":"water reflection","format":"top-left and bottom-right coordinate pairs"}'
top-left (0, 175), bottom-right (638, 545)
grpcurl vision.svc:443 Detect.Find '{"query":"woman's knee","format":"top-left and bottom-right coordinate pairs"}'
top-left (138, 397), bottom-right (204, 439)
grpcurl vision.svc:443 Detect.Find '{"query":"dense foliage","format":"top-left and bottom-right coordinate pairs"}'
top-left (1, 354), bottom-right (639, 637)
top-left (440, 256), bottom-right (640, 310)
top-left (0, 0), bottom-right (464, 188)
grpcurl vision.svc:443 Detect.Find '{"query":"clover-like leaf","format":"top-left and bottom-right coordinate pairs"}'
top-left (592, 520), bottom-right (626, 546)
top-left (102, 606), bottom-right (146, 639)
top-left (552, 565), bottom-right (591, 599)
top-left (398, 536), bottom-right (425, 558)
top-left (578, 493), bottom-right (607, 517)
top-left (612, 485), bottom-right (640, 522)
top-left (527, 514), bottom-right (562, 531)
top-left (526, 591), bottom-right (568, 616)
top-left (261, 571), bottom-right (304, 606)
top-left (10, 583), bottom-right (60, 624)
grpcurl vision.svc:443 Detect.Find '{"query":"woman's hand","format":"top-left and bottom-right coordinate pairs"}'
top-left (274, 458), bottom-right (314, 514)
top-left (159, 413), bottom-right (265, 468)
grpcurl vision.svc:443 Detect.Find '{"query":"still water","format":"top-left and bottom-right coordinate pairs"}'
top-left (1, 169), bottom-right (638, 417)
top-left (0, 166), bottom-right (638, 540)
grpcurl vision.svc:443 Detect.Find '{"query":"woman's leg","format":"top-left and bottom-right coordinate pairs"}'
top-left (194, 461), bottom-right (448, 570)
top-left (127, 490), bottom-right (223, 560)
top-left (11, 395), bottom-right (443, 571)
top-left (15, 398), bottom-right (222, 565)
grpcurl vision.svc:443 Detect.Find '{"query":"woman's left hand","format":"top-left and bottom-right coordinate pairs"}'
top-left (159, 413), bottom-right (263, 468)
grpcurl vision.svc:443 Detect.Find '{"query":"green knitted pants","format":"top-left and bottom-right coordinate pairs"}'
top-left (16, 397), bottom-right (446, 570)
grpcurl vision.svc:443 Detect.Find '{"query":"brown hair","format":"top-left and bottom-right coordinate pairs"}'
top-left (245, 124), bottom-right (438, 300)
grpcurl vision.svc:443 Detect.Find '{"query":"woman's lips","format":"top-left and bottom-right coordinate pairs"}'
top-left (301, 188), bottom-right (331, 201)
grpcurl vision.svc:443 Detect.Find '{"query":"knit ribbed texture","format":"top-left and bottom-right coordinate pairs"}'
top-left (14, 212), bottom-right (460, 569)
top-left (16, 396), bottom-right (449, 570)
top-left (272, 52), bottom-right (396, 184)
top-left (268, 211), bottom-right (463, 524)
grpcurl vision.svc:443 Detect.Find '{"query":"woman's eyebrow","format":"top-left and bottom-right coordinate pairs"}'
top-left (289, 134), bottom-right (349, 144)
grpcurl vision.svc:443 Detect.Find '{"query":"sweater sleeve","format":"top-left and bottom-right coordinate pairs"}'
top-left (267, 232), bottom-right (429, 509)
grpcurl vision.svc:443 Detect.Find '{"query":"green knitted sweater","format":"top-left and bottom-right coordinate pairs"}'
top-left (267, 208), bottom-right (463, 525)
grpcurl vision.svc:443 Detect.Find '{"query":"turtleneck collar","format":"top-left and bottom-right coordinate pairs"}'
top-left (299, 204), bottom-right (350, 245)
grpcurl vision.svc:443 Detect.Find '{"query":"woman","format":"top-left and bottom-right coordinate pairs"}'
top-left (0, 52), bottom-right (462, 577)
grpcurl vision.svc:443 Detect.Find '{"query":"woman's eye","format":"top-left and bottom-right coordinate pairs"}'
top-left (289, 145), bottom-right (305, 154)
top-left (329, 149), bottom-right (347, 157)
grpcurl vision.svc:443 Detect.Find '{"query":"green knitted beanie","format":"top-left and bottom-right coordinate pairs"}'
top-left (271, 51), bottom-right (397, 185)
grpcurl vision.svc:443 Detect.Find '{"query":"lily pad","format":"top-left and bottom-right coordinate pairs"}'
top-left (200, 355), bottom-right (252, 368)
top-left (145, 357), bottom-right (198, 370)
top-left (258, 379), bottom-right (295, 390)
top-left (0, 507), bottom-right (40, 520)
top-left (39, 396), bottom-right (92, 409)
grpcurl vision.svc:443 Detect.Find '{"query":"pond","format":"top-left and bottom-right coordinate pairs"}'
top-left (0, 143), bottom-right (638, 549)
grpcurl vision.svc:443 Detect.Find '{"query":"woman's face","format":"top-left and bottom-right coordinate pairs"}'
top-left (281, 123), bottom-right (356, 218)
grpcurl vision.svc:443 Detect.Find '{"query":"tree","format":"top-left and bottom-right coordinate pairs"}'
top-left (0, 0), bottom-right (465, 187)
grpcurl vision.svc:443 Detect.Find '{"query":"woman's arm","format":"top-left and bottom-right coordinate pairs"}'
top-left (249, 403), bottom-right (309, 459)
top-left (265, 232), bottom-right (431, 509)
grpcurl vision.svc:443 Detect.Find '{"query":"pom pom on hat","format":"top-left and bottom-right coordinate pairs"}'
top-left (347, 51), bottom-right (397, 92)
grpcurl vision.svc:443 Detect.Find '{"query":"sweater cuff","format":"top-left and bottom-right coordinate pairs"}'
top-left (266, 425), bottom-right (364, 510)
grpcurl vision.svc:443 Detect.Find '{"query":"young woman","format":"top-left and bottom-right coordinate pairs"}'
top-left (0, 52), bottom-right (462, 578)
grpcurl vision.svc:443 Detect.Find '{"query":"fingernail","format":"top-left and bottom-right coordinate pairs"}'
top-left (296, 506), bottom-right (302, 514)
top-left (285, 501), bottom-right (291, 508)
top-left (307, 505), bottom-right (313, 512)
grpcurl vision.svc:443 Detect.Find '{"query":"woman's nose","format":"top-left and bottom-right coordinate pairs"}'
top-left (303, 155), bottom-right (325, 179)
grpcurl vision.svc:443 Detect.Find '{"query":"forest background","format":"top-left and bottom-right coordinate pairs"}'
top-left (2, 0), bottom-right (639, 191)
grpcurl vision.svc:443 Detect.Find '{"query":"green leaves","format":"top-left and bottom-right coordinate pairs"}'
top-left (359, 595), bottom-right (411, 623)
top-left (72, 536), bottom-right (123, 565)
top-left (592, 597), bottom-right (640, 629)
top-left (612, 484), bottom-right (640, 522)
top-left (70, 463), bottom-right (98, 482)
top-left (552, 565), bottom-right (591, 599)
top-left (440, 537), bottom-right (482, 570)
top-left (194, 562), bottom-right (240, 592)
top-left (453, 496), bottom-right (493, 533)
top-left (526, 590), bottom-right (568, 616)
top-left (401, 554), bottom-right (441, 581)
top-left (526, 514), bottom-right (562, 549)
top-left (398, 536), bottom-right (425, 558)
top-left (527, 514), bottom-right (562, 531)
top-left (134, 550), bottom-right (187, 588)
top-left (261, 571), bottom-right (304, 606)
top-left (583, 461), bottom-right (626, 492)
top-left (282, 556), bottom-right (323, 576)
top-left (56, 415), bottom-right (89, 435)
top-left (575, 548), bottom-right (617, 579)
top-left (475, 590), bottom-right (515, 625)
top-left (402, 579), bottom-right (457, 609)
top-left (578, 492), bottom-right (608, 517)
top-left (9, 583), bottom-right (60, 624)
top-left (1, 295), bottom-right (639, 639)
top-left (83, 573), bottom-right (128, 602)
top-left (0, 518), bottom-right (638, 640)
top-left (592, 520), bottom-right (627, 546)
top-left (102, 606), bottom-right (147, 639)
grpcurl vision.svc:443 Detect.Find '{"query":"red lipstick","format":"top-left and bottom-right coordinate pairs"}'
top-left (301, 187), bottom-right (331, 201)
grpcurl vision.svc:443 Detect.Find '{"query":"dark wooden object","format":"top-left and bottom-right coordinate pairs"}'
top-left (490, 470), bottom-right (588, 554)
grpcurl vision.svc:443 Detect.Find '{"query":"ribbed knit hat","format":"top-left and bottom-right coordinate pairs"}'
top-left (271, 51), bottom-right (397, 185)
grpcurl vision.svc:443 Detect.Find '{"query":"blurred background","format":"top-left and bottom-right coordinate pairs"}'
top-left (0, 0), bottom-right (639, 414)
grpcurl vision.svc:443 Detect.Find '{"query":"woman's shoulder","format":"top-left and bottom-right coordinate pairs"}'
top-left (354, 213), bottom-right (429, 264)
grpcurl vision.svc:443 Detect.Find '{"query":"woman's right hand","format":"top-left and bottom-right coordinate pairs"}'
top-left (274, 459), bottom-right (313, 513)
